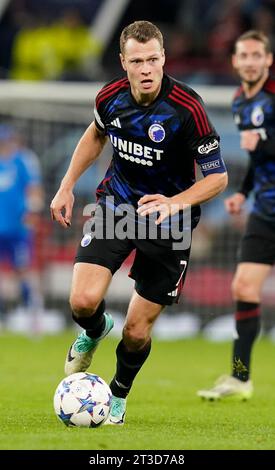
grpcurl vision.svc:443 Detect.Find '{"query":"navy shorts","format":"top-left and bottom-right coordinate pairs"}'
top-left (75, 205), bottom-right (192, 306)
top-left (238, 213), bottom-right (275, 265)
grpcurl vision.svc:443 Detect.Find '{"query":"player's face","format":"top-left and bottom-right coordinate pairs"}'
top-left (232, 39), bottom-right (273, 85)
top-left (120, 38), bottom-right (165, 104)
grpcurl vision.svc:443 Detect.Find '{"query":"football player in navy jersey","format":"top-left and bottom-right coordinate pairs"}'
top-left (198, 30), bottom-right (275, 401)
top-left (51, 20), bottom-right (227, 424)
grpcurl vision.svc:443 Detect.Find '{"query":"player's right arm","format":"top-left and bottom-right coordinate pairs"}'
top-left (224, 161), bottom-right (254, 215)
top-left (50, 122), bottom-right (107, 228)
top-left (224, 192), bottom-right (246, 214)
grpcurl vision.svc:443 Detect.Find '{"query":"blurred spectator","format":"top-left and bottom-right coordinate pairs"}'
top-left (10, 8), bottom-right (102, 81)
top-left (207, 0), bottom-right (245, 58)
top-left (164, 29), bottom-right (195, 77)
top-left (176, 0), bottom-right (221, 53)
top-left (0, 0), bottom-right (29, 78)
top-left (249, 2), bottom-right (275, 50)
top-left (52, 9), bottom-right (103, 81)
top-left (0, 124), bottom-right (44, 328)
top-left (169, 0), bottom-right (245, 83)
top-left (10, 14), bottom-right (59, 81)
top-left (2, 0), bottom-right (275, 84)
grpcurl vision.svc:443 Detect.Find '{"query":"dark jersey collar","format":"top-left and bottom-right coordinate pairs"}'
top-left (128, 73), bottom-right (172, 109)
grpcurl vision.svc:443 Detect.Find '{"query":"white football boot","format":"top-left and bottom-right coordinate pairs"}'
top-left (197, 375), bottom-right (253, 401)
top-left (65, 312), bottom-right (114, 375)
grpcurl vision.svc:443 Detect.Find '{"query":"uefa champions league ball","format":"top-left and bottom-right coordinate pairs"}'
top-left (53, 372), bottom-right (112, 427)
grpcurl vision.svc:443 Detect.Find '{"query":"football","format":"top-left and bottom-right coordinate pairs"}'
top-left (53, 372), bottom-right (112, 427)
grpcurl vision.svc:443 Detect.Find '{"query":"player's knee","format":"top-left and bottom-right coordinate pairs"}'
top-left (123, 324), bottom-right (148, 350)
top-left (231, 277), bottom-right (255, 301)
top-left (70, 292), bottom-right (100, 317)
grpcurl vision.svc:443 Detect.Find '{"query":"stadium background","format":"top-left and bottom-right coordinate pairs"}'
top-left (1, 0), bottom-right (275, 339)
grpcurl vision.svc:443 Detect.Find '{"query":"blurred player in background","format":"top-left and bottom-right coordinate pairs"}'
top-left (0, 124), bottom-right (44, 330)
top-left (51, 20), bottom-right (227, 425)
top-left (198, 30), bottom-right (275, 401)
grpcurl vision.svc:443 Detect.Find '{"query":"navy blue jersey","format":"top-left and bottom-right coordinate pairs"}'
top-left (94, 74), bottom-right (225, 226)
top-left (232, 78), bottom-right (275, 222)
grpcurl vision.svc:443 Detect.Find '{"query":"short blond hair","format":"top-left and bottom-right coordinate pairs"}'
top-left (120, 20), bottom-right (163, 54)
top-left (234, 30), bottom-right (271, 54)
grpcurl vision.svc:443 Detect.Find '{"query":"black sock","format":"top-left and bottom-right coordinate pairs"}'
top-left (232, 301), bottom-right (260, 382)
top-left (72, 300), bottom-right (106, 338)
top-left (110, 339), bottom-right (152, 398)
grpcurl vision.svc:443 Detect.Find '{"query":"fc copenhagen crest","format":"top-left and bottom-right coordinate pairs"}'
top-left (251, 106), bottom-right (264, 127)
top-left (148, 123), bottom-right (165, 142)
top-left (81, 233), bottom-right (92, 247)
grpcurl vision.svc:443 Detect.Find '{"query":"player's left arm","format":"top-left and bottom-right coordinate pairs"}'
top-left (138, 95), bottom-right (227, 224)
top-left (137, 173), bottom-right (227, 224)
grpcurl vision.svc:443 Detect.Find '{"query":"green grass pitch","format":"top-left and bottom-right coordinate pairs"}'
top-left (1, 332), bottom-right (275, 450)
